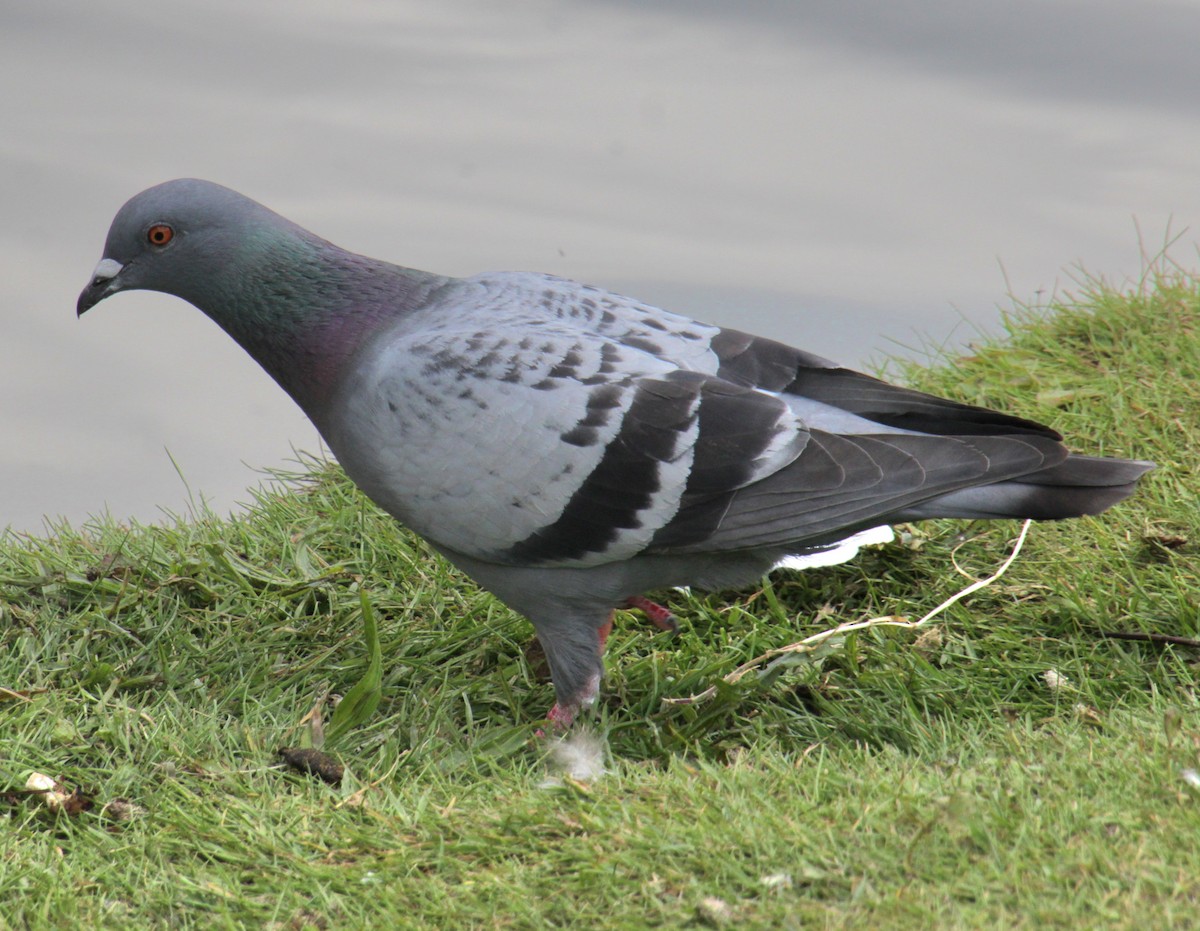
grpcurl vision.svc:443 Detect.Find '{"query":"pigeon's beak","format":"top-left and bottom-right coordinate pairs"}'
top-left (76, 258), bottom-right (125, 316)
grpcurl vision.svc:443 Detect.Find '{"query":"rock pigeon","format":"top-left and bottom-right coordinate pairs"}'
top-left (77, 179), bottom-right (1154, 727)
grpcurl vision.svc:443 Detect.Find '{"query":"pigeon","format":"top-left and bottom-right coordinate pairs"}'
top-left (77, 179), bottom-right (1154, 727)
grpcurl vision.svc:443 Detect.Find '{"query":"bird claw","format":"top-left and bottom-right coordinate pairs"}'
top-left (535, 669), bottom-right (600, 736)
top-left (540, 702), bottom-right (576, 734)
top-left (622, 595), bottom-right (679, 634)
top-left (534, 705), bottom-right (571, 738)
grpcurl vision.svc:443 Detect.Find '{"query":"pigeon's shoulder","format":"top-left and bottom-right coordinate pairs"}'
top-left (446, 271), bottom-right (726, 367)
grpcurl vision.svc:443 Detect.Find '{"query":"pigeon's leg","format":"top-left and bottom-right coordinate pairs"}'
top-left (540, 611), bottom-right (612, 731)
top-left (621, 595), bottom-right (679, 634)
top-left (543, 603), bottom-right (672, 729)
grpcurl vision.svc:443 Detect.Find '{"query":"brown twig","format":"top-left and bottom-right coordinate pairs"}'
top-left (663, 519), bottom-right (1034, 707)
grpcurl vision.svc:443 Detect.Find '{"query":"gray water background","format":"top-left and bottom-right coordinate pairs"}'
top-left (4, 0), bottom-right (1199, 535)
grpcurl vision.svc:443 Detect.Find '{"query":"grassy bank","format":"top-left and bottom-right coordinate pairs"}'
top-left (2, 271), bottom-right (1197, 928)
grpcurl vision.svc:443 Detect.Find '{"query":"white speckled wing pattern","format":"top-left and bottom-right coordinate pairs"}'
top-left (325, 271), bottom-right (812, 567)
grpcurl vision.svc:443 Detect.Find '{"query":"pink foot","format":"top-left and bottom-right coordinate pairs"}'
top-left (538, 661), bottom-right (603, 736)
top-left (622, 595), bottom-right (679, 634)
top-left (543, 702), bottom-right (576, 732)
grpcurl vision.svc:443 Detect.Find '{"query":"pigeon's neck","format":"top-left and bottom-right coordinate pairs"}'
top-left (199, 233), bottom-right (445, 418)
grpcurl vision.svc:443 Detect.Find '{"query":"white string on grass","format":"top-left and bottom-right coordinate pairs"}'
top-left (662, 519), bottom-right (1033, 707)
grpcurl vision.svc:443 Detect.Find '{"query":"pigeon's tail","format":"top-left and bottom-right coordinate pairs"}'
top-left (897, 455), bottom-right (1155, 521)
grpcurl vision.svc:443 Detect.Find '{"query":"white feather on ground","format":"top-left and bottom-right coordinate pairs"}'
top-left (540, 730), bottom-right (608, 786)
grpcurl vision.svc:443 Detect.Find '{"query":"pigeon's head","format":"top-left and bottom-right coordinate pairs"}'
top-left (77, 178), bottom-right (295, 317)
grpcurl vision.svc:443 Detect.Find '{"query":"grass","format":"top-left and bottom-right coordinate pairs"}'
top-left (2, 267), bottom-right (1198, 928)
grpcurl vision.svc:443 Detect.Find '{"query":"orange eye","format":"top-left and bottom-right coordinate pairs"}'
top-left (147, 223), bottom-right (174, 246)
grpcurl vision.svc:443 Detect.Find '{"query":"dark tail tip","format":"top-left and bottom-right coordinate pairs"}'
top-left (903, 455), bottom-right (1154, 521)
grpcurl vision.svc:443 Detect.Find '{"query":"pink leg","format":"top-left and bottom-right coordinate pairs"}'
top-left (622, 595), bottom-right (679, 634)
top-left (540, 602), bottom-right (675, 732)
top-left (596, 614), bottom-right (614, 648)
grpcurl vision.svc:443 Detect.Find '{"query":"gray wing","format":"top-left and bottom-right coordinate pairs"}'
top-left (326, 272), bottom-right (773, 566)
top-left (483, 345), bottom-right (1066, 563)
top-left (482, 280), bottom-right (1074, 561)
top-left (642, 327), bottom-right (1074, 554)
top-left (330, 272), bottom-right (1096, 569)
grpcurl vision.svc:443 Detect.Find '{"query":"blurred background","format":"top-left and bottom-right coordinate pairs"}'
top-left (4, 0), bottom-right (1199, 534)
